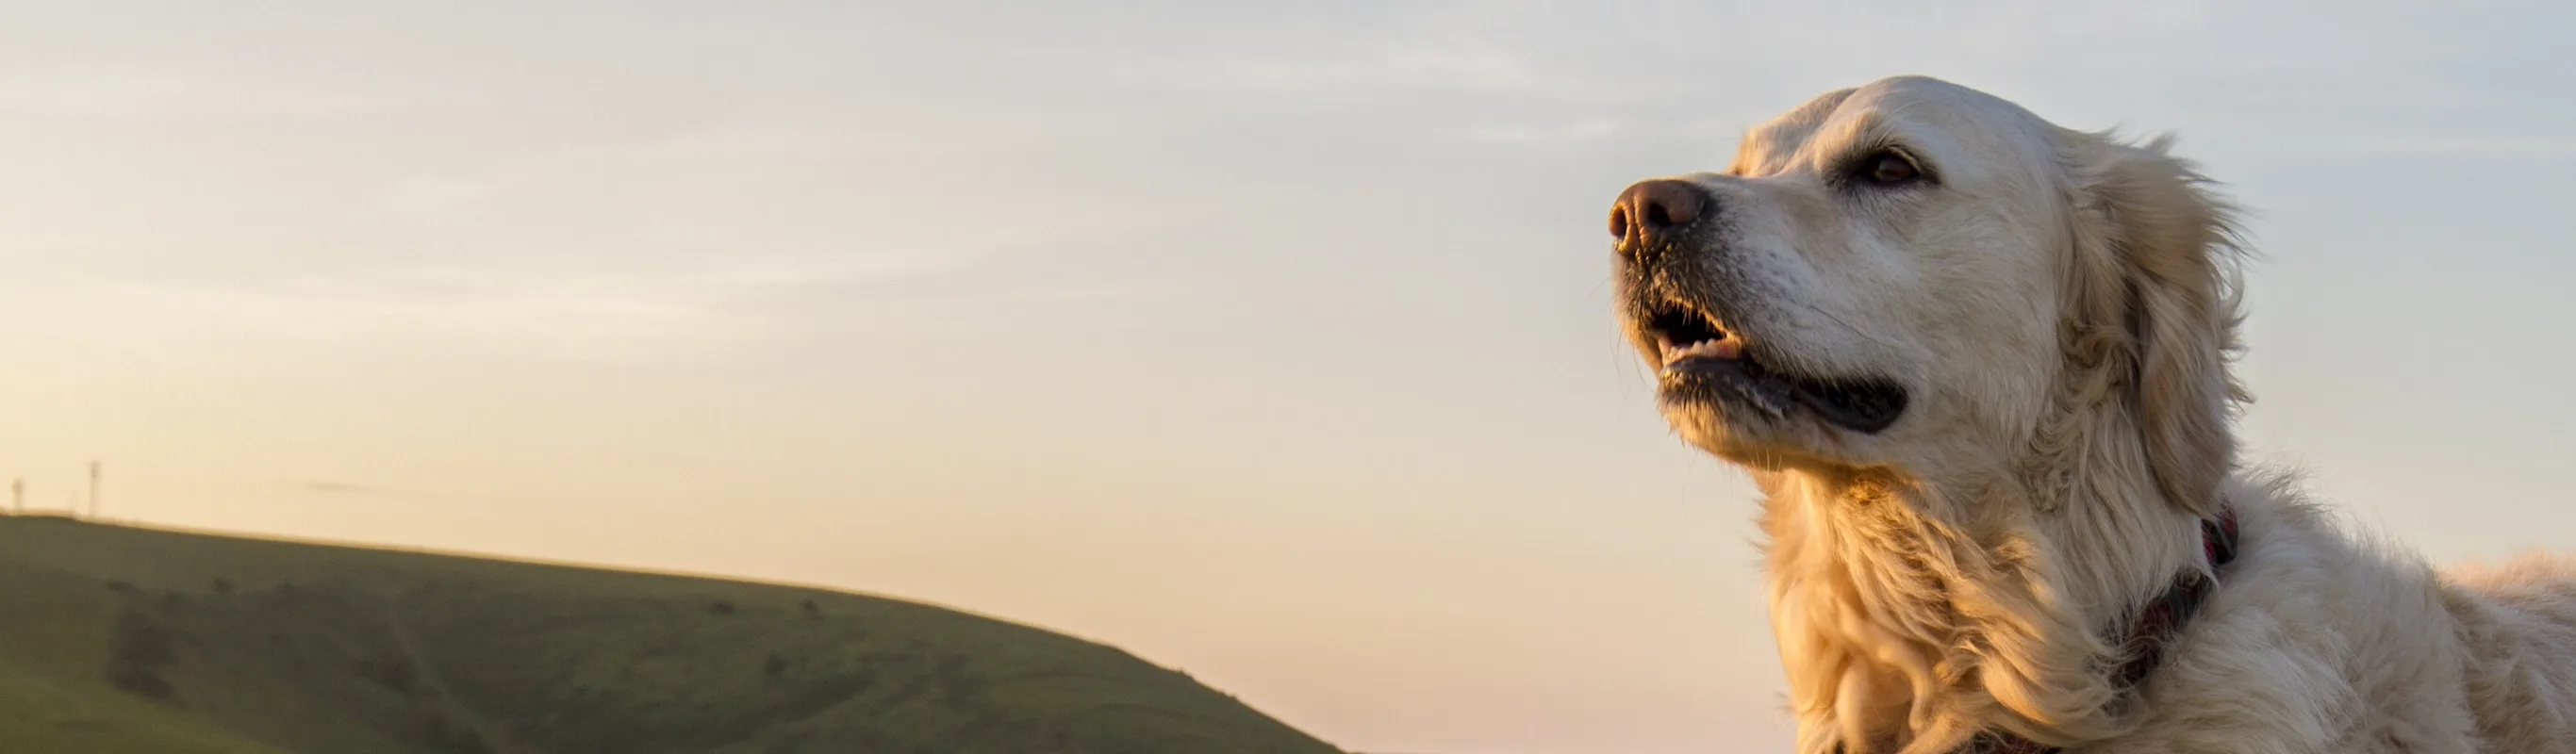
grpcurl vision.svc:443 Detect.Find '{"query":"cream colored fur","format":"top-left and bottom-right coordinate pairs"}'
top-left (1613, 76), bottom-right (2576, 753)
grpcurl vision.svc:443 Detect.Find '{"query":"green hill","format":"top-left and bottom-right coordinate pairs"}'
top-left (0, 515), bottom-right (1344, 754)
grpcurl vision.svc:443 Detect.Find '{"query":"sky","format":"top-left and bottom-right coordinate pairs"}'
top-left (3, 2), bottom-right (2574, 752)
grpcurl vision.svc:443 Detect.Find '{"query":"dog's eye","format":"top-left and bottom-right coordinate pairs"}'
top-left (1863, 151), bottom-right (1921, 185)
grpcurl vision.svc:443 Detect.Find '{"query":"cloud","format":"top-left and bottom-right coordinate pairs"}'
top-left (1455, 119), bottom-right (1626, 145)
top-left (1, 242), bottom-right (1178, 362)
top-left (1093, 35), bottom-right (1603, 104)
top-left (0, 71), bottom-right (388, 119)
top-left (2306, 133), bottom-right (2576, 161)
top-left (17, 254), bottom-right (962, 362)
top-left (293, 481), bottom-right (401, 497)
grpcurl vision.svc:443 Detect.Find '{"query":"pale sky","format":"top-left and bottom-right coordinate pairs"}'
top-left (5, 3), bottom-right (2574, 752)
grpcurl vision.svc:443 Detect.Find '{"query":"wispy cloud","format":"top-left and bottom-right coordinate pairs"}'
top-left (1, 243), bottom-right (1181, 361)
top-left (1097, 36), bottom-right (1602, 103)
top-left (292, 480), bottom-right (402, 497)
top-left (1455, 119), bottom-right (1626, 145)
top-left (16, 255), bottom-right (960, 362)
top-left (2307, 133), bottom-right (2576, 161)
top-left (0, 71), bottom-right (388, 119)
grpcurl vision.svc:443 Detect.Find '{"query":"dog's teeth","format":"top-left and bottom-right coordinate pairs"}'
top-left (1664, 337), bottom-right (1743, 363)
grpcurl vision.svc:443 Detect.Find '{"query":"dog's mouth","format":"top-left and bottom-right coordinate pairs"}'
top-left (1643, 301), bottom-right (1908, 434)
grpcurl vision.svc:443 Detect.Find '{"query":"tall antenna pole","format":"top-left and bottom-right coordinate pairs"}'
top-left (8, 478), bottom-right (18, 514)
top-left (89, 461), bottom-right (101, 518)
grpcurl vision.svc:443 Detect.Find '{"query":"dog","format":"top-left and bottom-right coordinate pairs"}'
top-left (1605, 75), bottom-right (2576, 753)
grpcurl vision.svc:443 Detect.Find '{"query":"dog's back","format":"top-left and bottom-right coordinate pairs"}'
top-left (2443, 558), bottom-right (2576, 752)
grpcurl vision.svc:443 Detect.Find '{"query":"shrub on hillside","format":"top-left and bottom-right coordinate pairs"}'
top-left (357, 656), bottom-right (422, 696)
top-left (423, 713), bottom-right (494, 754)
top-left (106, 609), bottom-right (178, 702)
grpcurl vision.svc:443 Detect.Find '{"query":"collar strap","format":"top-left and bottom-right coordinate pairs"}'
top-left (1955, 508), bottom-right (2241, 754)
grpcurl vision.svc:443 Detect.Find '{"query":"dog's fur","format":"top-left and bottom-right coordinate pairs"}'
top-left (1609, 76), bottom-right (2576, 753)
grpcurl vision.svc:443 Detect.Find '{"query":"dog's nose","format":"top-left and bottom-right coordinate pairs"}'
top-left (1608, 179), bottom-right (1709, 254)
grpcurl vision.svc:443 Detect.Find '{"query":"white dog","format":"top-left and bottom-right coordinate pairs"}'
top-left (1606, 76), bottom-right (2576, 753)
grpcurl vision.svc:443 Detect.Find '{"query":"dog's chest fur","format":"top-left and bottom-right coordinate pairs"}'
top-left (1772, 471), bottom-right (2576, 754)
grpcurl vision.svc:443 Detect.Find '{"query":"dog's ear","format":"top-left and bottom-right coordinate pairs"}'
top-left (2061, 133), bottom-right (2247, 516)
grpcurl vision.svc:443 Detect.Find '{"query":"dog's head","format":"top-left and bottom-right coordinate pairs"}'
top-left (1611, 75), bottom-right (2242, 515)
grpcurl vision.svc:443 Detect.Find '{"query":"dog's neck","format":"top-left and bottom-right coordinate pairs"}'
top-left (1756, 463), bottom-right (2222, 754)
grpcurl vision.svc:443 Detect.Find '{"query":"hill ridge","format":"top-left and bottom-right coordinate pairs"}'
top-left (0, 515), bottom-right (1344, 754)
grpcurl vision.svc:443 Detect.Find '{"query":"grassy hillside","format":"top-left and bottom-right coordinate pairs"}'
top-left (0, 515), bottom-right (1343, 754)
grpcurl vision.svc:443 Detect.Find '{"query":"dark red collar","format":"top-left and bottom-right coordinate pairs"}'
top-left (1955, 508), bottom-right (2242, 754)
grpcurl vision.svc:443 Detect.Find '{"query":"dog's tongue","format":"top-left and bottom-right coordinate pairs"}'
top-left (1666, 337), bottom-right (1744, 363)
